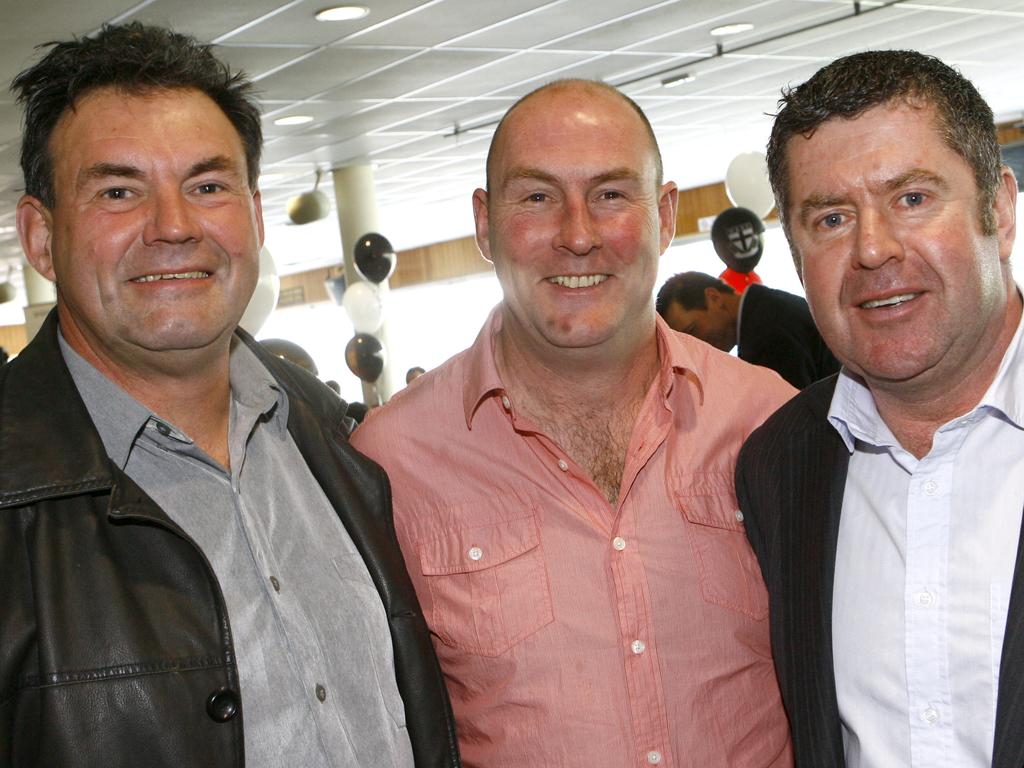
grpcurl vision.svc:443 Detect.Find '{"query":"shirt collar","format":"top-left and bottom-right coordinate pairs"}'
top-left (828, 298), bottom-right (1024, 453)
top-left (60, 331), bottom-right (286, 468)
top-left (461, 306), bottom-right (707, 428)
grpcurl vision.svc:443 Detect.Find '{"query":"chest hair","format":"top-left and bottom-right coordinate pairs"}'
top-left (525, 393), bottom-right (645, 506)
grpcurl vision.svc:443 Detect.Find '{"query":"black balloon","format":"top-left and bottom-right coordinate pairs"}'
top-left (345, 333), bottom-right (386, 383)
top-left (710, 207), bottom-right (765, 273)
top-left (353, 232), bottom-right (397, 284)
top-left (260, 338), bottom-right (319, 375)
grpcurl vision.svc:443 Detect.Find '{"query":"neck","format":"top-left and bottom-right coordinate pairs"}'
top-left (871, 291), bottom-right (1022, 459)
top-left (494, 311), bottom-right (660, 413)
top-left (493, 310), bottom-right (661, 505)
top-left (62, 317), bottom-right (235, 468)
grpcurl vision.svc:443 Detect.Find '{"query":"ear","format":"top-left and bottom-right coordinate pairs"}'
top-left (704, 286), bottom-right (722, 307)
top-left (16, 195), bottom-right (56, 282)
top-left (657, 181), bottom-right (679, 253)
top-left (995, 165), bottom-right (1017, 263)
top-left (252, 188), bottom-right (265, 248)
top-left (472, 188), bottom-right (493, 263)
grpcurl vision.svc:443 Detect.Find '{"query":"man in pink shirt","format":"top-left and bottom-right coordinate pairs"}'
top-left (352, 79), bottom-right (795, 767)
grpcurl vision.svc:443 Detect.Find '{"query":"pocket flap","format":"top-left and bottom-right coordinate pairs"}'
top-left (418, 515), bottom-right (540, 576)
top-left (676, 490), bottom-right (744, 532)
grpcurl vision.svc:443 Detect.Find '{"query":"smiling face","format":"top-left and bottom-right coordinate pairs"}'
top-left (473, 83), bottom-right (677, 359)
top-left (785, 101), bottom-right (1017, 399)
top-left (17, 86), bottom-right (263, 380)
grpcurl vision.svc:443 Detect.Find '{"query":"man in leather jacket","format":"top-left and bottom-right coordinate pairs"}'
top-left (0, 23), bottom-right (459, 768)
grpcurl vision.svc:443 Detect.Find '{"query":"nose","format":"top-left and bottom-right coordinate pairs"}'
top-left (853, 208), bottom-right (902, 269)
top-left (142, 187), bottom-right (202, 245)
top-left (552, 197), bottom-right (601, 256)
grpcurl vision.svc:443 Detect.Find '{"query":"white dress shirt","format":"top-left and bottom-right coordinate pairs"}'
top-left (828, 311), bottom-right (1024, 768)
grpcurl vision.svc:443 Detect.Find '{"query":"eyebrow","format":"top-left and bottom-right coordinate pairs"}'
top-left (500, 166), bottom-right (643, 190)
top-left (797, 168), bottom-right (951, 225)
top-left (76, 155), bottom-right (241, 190)
top-left (186, 155), bottom-right (240, 179)
top-left (77, 162), bottom-right (144, 189)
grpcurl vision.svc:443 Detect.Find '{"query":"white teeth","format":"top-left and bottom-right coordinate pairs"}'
top-left (548, 274), bottom-right (608, 289)
top-left (133, 271), bottom-right (210, 283)
top-left (861, 293), bottom-right (918, 309)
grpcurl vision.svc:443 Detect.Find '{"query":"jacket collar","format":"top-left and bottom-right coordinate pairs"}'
top-left (0, 308), bottom-right (338, 508)
top-left (0, 310), bottom-right (115, 507)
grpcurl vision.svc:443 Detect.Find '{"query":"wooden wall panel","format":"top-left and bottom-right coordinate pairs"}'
top-left (390, 236), bottom-right (492, 290)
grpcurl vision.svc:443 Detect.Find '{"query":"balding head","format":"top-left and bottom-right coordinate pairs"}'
top-left (485, 79), bottom-right (663, 192)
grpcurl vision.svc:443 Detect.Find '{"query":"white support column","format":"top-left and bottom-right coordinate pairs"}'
top-left (331, 164), bottom-right (400, 403)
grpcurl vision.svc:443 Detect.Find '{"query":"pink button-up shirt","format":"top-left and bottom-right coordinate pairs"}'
top-left (352, 310), bottom-right (795, 768)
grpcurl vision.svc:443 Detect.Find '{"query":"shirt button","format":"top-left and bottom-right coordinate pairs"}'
top-left (647, 750), bottom-right (663, 765)
top-left (922, 707), bottom-right (939, 724)
top-left (316, 684), bottom-right (327, 703)
top-left (631, 639), bottom-right (646, 655)
top-left (468, 546), bottom-right (483, 561)
top-left (270, 576), bottom-right (281, 593)
top-left (922, 480), bottom-right (938, 496)
top-left (915, 591), bottom-right (934, 607)
top-left (734, 509), bottom-right (744, 523)
top-left (612, 537), bottom-right (627, 551)
top-left (155, 421), bottom-right (171, 437)
top-left (501, 395), bottom-right (511, 410)
top-left (557, 459), bottom-right (569, 472)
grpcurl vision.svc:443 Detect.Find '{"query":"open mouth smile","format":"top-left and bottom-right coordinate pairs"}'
top-left (132, 271), bottom-right (210, 283)
top-left (548, 274), bottom-right (608, 289)
top-left (859, 292), bottom-right (920, 309)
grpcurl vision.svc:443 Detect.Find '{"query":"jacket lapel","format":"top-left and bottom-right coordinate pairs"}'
top-left (993, 505), bottom-right (1024, 768)
top-left (783, 380), bottom-right (849, 765)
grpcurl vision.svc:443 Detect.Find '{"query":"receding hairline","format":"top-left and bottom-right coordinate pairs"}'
top-left (484, 79), bottom-right (663, 190)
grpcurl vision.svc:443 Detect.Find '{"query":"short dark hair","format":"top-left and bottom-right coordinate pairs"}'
top-left (767, 49), bottom-right (1002, 237)
top-left (485, 79), bottom-right (664, 190)
top-left (12, 22), bottom-right (262, 208)
top-left (655, 271), bottom-right (734, 317)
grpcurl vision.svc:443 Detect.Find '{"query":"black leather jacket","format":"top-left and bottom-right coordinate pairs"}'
top-left (0, 312), bottom-right (460, 768)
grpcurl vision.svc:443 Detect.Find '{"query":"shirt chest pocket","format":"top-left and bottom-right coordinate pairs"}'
top-left (676, 488), bottom-right (769, 621)
top-left (417, 513), bottom-right (554, 657)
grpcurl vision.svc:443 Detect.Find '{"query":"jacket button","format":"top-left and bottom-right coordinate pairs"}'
top-left (206, 688), bottom-right (239, 723)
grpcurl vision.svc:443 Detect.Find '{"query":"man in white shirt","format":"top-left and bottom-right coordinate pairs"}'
top-left (735, 49), bottom-right (1022, 768)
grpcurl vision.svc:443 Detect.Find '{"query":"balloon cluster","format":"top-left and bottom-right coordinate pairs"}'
top-left (340, 232), bottom-right (396, 383)
top-left (711, 152), bottom-right (774, 294)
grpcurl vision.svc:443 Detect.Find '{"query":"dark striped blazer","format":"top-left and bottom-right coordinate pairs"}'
top-left (735, 375), bottom-right (1024, 768)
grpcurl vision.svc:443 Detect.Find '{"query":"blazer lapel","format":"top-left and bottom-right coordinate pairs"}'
top-left (992, 505), bottom-right (1024, 768)
top-left (784, 383), bottom-right (849, 765)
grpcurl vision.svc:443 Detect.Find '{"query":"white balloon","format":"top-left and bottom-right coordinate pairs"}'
top-left (239, 246), bottom-right (281, 335)
top-left (342, 281), bottom-right (384, 334)
top-left (725, 152), bottom-right (776, 219)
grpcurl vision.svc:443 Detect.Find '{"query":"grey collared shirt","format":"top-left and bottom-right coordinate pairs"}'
top-left (61, 334), bottom-right (413, 768)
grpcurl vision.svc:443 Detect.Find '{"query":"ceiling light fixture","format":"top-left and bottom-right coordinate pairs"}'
top-left (710, 22), bottom-right (754, 36)
top-left (314, 5), bottom-right (369, 21)
top-left (286, 170), bottom-right (330, 225)
top-left (661, 72), bottom-right (696, 88)
top-left (274, 115), bottom-right (314, 126)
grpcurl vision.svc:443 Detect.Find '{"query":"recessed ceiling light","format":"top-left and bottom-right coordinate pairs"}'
top-left (710, 22), bottom-right (754, 36)
top-left (315, 5), bottom-right (369, 21)
top-left (274, 115), bottom-right (315, 126)
top-left (662, 72), bottom-right (696, 88)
